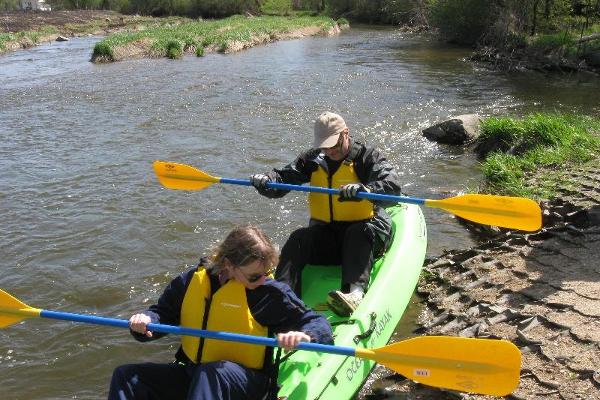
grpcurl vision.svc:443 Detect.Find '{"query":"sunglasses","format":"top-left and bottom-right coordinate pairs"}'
top-left (237, 267), bottom-right (275, 283)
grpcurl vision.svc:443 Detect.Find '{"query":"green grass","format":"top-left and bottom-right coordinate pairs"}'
top-left (166, 40), bottom-right (183, 59)
top-left (0, 15), bottom-right (192, 55)
top-left (0, 33), bottom-right (10, 51)
top-left (531, 32), bottom-right (574, 51)
top-left (528, 26), bottom-right (600, 57)
top-left (479, 114), bottom-right (600, 199)
top-left (92, 15), bottom-right (337, 61)
top-left (92, 41), bottom-right (114, 59)
top-left (0, 26), bottom-right (59, 51)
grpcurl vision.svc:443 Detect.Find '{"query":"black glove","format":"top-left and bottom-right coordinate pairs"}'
top-left (338, 183), bottom-right (370, 202)
top-left (250, 174), bottom-right (271, 189)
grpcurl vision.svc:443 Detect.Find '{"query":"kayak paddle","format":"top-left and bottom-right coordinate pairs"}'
top-left (153, 161), bottom-right (542, 231)
top-left (1, 288), bottom-right (520, 396)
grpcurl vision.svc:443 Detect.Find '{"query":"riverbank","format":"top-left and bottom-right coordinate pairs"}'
top-left (361, 116), bottom-right (600, 399)
top-left (361, 176), bottom-right (600, 400)
top-left (469, 43), bottom-right (600, 75)
top-left (90, 14), bottom-right (344, 62)
top-left (0, 10), bottom-right (188, 53)
top-left (470, 24), bottom-right (600, 75)
top-left (364, 200), bottom-right (600, 399)
top-left (424, 1), bottom-right (600, 75)
top-left (412, 179), bottom-right (599, 399)
top-left (0, 11), bottom-right (345, 61)
top-left (477, 114), bottom-right (600, 199)
top-left (395, 24), bottom-right (600, 75)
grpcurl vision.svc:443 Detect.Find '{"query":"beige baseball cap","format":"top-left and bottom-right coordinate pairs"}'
top-left (313, 112), bottom-right (347, 148)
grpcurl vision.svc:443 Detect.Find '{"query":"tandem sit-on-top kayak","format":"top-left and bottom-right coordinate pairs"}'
top-left (276, 204), bottom-right (427, 400)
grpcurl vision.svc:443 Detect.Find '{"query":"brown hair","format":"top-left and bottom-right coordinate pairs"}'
top-left (208, 225), bottom-right (278, 273)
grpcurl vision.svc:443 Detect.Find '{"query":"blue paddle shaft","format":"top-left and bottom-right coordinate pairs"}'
top-left (220, 178), bottom-right (425, 206)
top-left (39, 309), bottom-right (355, 357)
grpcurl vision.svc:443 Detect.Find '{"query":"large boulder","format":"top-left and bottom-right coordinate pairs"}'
top-left (422, 114), bottom-right (482, 145)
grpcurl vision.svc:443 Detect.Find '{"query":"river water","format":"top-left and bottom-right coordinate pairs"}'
top-left (1, 27), bottom-right (598, 399)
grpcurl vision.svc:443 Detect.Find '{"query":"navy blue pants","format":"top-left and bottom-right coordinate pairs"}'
top-left (275, 220), bottom-right (384, 296)
top-left (108, 360), bottom-right (269, 400)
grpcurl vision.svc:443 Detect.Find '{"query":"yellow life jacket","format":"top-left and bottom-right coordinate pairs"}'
top-left (309, 160), bottom-right (374, 223)
top-left (180, 268), bottom-right (268, 369)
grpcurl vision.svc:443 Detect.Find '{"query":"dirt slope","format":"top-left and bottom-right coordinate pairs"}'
top-left (1, 10), bottom-right (121, 33)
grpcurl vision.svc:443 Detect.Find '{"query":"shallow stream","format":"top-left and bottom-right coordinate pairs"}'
top-left (1, 26), bottom-right (598, 399)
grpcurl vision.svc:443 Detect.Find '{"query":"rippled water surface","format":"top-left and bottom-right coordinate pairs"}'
top-left (1, 27), bottom-right (598, 399)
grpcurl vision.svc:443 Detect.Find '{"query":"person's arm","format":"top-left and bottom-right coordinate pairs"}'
top-left (357, 145), bottom-right (402, 207)
top-left (251, 149), bottom-right (319, 198)
top-left (249, 281), bottom-right (334, 345)
top-left (129, 269), bottom-right (193, 342)
top-left (361, 147), bottom-right (402, 194)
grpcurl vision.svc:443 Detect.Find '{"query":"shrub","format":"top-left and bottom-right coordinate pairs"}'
top-left (328, 0), bottom-right (422, 25)
top-left (194, 0), bottom-right (260, 18)
top-left (92, 41), bottom-right (114, 60)
top-left (166, 40), bottom-right (183, 58)
top-left (217, 39), bottom-right (228, 52)
top-left (429, 0), bottom-right (497, 45)
top-left (261, 0), bottom-right (293, 16)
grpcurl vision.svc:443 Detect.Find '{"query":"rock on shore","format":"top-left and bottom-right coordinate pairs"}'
top-left (422, 114), bottom-right (482, 145)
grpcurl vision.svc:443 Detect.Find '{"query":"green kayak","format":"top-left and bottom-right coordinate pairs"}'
top-left (276, 204), bottom-right (427, 399)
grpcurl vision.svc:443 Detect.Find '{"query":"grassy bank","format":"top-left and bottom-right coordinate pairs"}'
top-left (478, 114), bottom-right (600, 199)
top-left (518, 23), bottom-right (600, 72)
top-left (91, 15), bottom-right (340, 62)
top-left (0, 26), bottom-right (58, 52)
top-left (0, 11), bottom-right (189, 54)
top-left (471, 23), bottom-right (600, 73)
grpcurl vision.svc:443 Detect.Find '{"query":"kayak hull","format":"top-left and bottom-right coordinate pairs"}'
top-left (277, 204), bottom-right (427, 399)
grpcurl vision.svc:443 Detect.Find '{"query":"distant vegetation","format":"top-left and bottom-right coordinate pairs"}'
top-left (478, 114), bottom-right (600, 199)
top-left (2, 1), bottom-right (597, 43)
top-left (2, 1), bottom-right (598, 69)
top-left (429, 1), bottom-right (600, 71)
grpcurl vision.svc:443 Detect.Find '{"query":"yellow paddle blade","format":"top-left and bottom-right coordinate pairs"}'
top-left (0, 289), bottom-right (41, 328)
top-left (153, 161), bottom-right (220, 191)
top-left (426, 194), bottom-right (542, 231)
top-left (357, 336), bottom-right (521, 396)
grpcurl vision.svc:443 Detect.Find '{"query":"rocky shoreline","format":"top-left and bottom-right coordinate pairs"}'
top-left (469, 45), bottom-right (600, 76)
top-left (361, 164), bottom-right (600, 399)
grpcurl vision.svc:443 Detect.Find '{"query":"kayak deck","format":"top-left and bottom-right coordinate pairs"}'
top-left (277, 204), bottom-right (427, 400)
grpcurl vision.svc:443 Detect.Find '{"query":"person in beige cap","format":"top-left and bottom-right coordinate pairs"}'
top-left (250, 112), bottom-right (401, 317)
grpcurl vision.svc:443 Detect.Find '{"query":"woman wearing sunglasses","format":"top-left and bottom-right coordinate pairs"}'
top-left (108, 225), bottom-right (333, 400)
